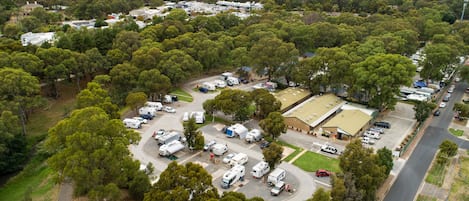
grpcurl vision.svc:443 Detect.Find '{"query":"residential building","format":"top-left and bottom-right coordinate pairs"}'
top-left (20, 32), bottom-right (55, 46)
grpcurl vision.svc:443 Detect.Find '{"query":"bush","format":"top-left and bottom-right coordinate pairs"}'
top-left (439, 140), bottom-right (458, 157)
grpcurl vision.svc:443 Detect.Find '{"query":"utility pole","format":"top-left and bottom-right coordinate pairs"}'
top-left (462, 0), bottom-right (469, 21)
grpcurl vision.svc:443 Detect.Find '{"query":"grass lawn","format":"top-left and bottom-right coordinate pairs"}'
top-left (276, 141), bottom-right (303, 162)
top-left (449, 128), bottom-right (464, 137)
top-left (425, 160), bottom-right (448, 187)
top-left (416, 194), bottom-right (437, 201)
top-left (170, 88), bottom-right (193, 102)
top-left (293, 151), bottom-right (341, 173)
top-left (448, 155), bottom-right (469, 200)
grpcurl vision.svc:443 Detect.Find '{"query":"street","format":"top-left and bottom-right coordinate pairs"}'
top-left (384, 82), bottom-right (469, 201)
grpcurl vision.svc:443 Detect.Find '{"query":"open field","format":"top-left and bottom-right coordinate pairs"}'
top-left (448, 153), bottom-right (469, 200)
top-left (293, 151), bottom-right (340, 173)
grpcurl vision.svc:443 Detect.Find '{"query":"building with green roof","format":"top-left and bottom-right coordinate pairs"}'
top-left (322, 109), bottom-right (372, 140)
top-left (273, 87), bottom-right (312, 113)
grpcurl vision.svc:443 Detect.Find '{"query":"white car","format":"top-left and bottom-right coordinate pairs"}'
top-left (222, 153), bottom-right (236, 163)
top-left (133, 117), bottom-right (148, 124)
top-left (362, 137), bottom-right (376, 145)
top-left (163, 106), bottom-right (176, 113)
top-left (439, 102), bottom-right (447, 108)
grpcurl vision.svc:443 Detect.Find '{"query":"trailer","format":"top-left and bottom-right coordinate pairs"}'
top-left (123, 118), bottom-right (142, 129)
top-left (145, 101), bottom-right (163, 111)
top-left (229, 153), bottom-right (248, 167)
top-left (221, 165), bottom-right (245, 189)
top-left (251, 161), bottom-right (270, 179)
top-left (139, 106), bottom-right (157, 117)
top-left (268, 168), bottom-right (286, 186)
top-left (211, 143), bottom-right (228, 156)
top-left (159, 140), bottom-right (185, 156)
top-left (226, 124), bottom-right (248, 139)
top-left (190, 111), bottom-right (205, 124)
top-left (202, 82), bottom-right (216, 91)
top-left (245, 129), bottom-right (262, 143)
top-left (157, 131), bottom-right (182, 145)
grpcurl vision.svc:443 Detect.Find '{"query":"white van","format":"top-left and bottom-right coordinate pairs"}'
top-left (123, 118), bottom-right (142, 129)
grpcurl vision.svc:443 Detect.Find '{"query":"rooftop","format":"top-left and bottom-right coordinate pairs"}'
top-left (273, 87), bottom-right (311, 111)
top-left (284, 94), bottom-right (345, 127)
top-left (322, 109), bottom-right (372, 136)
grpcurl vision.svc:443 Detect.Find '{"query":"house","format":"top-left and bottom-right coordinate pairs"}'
top-left (20, 1), bottom-right (43, 17)
top-left (20, 32), bottom-right (55, 46)
top-left (321, 109), bottom-right (372, 140)
top-left (283, 94), bottom-right (345, 133)
top-left (272, 87), bottom-right (312, 113)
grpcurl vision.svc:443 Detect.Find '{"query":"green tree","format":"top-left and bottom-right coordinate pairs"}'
top-left (194, 133), bottom-right (205, 150)
top-left (459, 65), bottom-right (469, 83)
top-left (129, 171), bottom-right (151, 200)
top-left (262, 142), bottom-right (283, 170)
top-left (112, 31), bottom-right (141, 60)
top-left (9, 52), bottom-right (44, 76)
top-left (414, 101), bottom-right (436, 124)
top-left (439, 140), bottom-right (458, 157)
top-left (251, 89), bottom-right (281, 119)
top-left (249, 37), bottom-right (299, 80)
top-left (165, 9), bottom-right (189, 22)
top-left (352, 53), bottom-right (415, 110)
top-left (308, 188), bottom-right (330, 201)
top-left (158, 49), bottom-right (203, 85)
top-left (137, 69), bottom-right (172, 101)
top-left (211, 89), bottom-right (252, 121)
top-left (76, 82), bottom-right (120, 119)
top-left (330, 175), bottom-right (346, 201)
top-left (421, 43), bottom-right (458, 82)
top-left (109, 63), bottom-right (140, 104)
top-left (0, 68), bottom-right (43, 135)
top-left (126, 92), bottom-right (148, 115)
top-left (203, 99), bottom-right (217, 122)
top-left (144, 162), bottom-right (219, 201)
top-left (259, 112), bottom-right (286, 140)
top-left (453, 102), bottom-right (469, 119)
top-left (376, 147), bottom-right (394, 175)
top-left (45, 107), bottom-right (141, 199)
top-left (184, 117), bottom-right (201, 149)
top-left (0, 111), bottom-right (27, 174)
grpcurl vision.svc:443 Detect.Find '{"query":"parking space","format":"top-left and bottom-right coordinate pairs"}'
top-left (371, 102), bottom-right (416, 151)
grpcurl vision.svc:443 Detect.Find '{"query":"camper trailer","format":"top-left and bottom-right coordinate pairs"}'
top-left (123, 118), bottom-right (142, 129)
top-left (159, 140), bottom-right (185, 156)
top-left (190, 112), bottom-right (205, 124)
top-left (221, 165), bottom-right (245, 189)
top-left (251, 161), bottom-right (270, 179)
top-left (267, 168), bottom-right (286, 186)
top-left (139, 107), bottom-right (157, 117)
top-left (221, 72), bottom-right (233, 80)
top-left (145, 101), bottom-right (163, 111)
top-left (211, 143), bottom-right (228, 156)
top-left (226, 77), bottom-right (239, 86)
top-left (202, 82), bottom-right (216, 91)
top-left (157, 131), bottom-right (183, 145)
top-left (225, 124), bottom-right (248, 139)
top-left (229, 153), bottom-right (248, 167)
top-left (245, 129), bottom-right (262, 143)
top-left (213, 80), bottom-right (227, 88)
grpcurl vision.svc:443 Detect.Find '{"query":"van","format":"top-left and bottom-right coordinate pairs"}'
top-left (268, 168), bottom-right (286, 186)
top-left (374, 121), bottom-right (391, 129)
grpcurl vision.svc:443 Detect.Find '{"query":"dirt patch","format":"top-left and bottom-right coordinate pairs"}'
top-left (281, 146), bottom-right (295, 160)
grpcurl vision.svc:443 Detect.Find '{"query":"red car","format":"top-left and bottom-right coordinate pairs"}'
top-left (315, 169), bottom-right (331, 177)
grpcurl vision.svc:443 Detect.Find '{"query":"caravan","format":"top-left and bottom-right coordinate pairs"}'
top-left (159, 140), bottom-right (185, 156)
top-left (251, 161), bottom-right (270, 179)
top-left (267, 168), bottom-right (286, 186)
top-left (157, 131), bottom-right (183, 145)
top-left (229, 153), bottom-right (248, 167)
top-left (123, 118), bottom-right (142, 129)
top-left (225, 124), bottom-right (248, 139)
top-left (139, 107), bottom-right (157, 117)
top-left (190, 111), bottom-right (205, 124)
top-left (145, 101), bottom-right (163, 111)
top-left (221, 165), bottom-right (245, 189)
top-left (245, 129), bottom-right (262, 143)
top-left (202, 82), bottom-right (216, 91)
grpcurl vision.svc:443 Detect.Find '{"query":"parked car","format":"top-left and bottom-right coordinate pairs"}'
top-left (320, 145), bottom-right (338, 154)
top-left (133, 116), bottom-right (148, 124)
top-left (163, 106), bottom-right (176, 113)
top-left (374, 121), bottom-right (391, 129)
top-left (433, 110), bottom-right (441, 116)
top-left (368, 127), bottom-right (384, 134)
top-left (361, 137), bottom-right (376, 145)
top-left (270, 181), bottom-right (286, 196)
top-left (140, 114), bottom-right (154, 120)
top-left (204, 140), bottom-right (217, 151)
top-left (260, 141), bottom-right (271, 149)
top-left (315, 169), bottom-right (331, 177)
top-left (223, 153), bottom-right (237, 164)
top-left (439, 102), bottom-right (447, 108)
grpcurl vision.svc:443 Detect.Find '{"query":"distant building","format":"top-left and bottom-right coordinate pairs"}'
top-left (273, 87), bottom-right (312, 113)
top-left (20, 32), bottom-right (55, 46)
top-left (20, 1), bottom-right (43, 17)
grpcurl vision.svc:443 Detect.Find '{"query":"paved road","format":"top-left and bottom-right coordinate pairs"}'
top-left (384, 82), bottom-right (469, 201)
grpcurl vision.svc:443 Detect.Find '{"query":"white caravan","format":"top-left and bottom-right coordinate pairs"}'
top-left (251, 161), bottom-right (270, 179)
top-left (145, 101), bottom-right (163, 111)
top-left (229, 153), bottom-right (248, 167)
top-left (123, 118), bottom-right (142, 129)
top-left (211, 143), bottom-right (228, 156)
top-left (159, 140), bottom-right (185, 156)
top-left (220, 165), bottom-right (245, 189)
top-left (267, 168), bottom-right (286, 186)
top-left (138, 106), bottom-right (157, 117)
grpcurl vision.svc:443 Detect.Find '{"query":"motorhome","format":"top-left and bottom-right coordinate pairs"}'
top-left (159, 140), bottom-right (185, 156)
top-left (267, 168), bottom-right (286, 186)
top-left (226, 77), bottom-right (239, 86)
top-left (417, 87), bottom-right (435, 94)
top-left (123, 118), bottom-right (142, 129)
top-left (190, 111), bottom-right (205, 124)
top-left (225, 123), bottom-right (248, 139)
top-left (139, 106), bottom-right (157, 117)
top-left (202, 82), bottom-right (216, 91)
top-left (145, 101), bottom-right (163, 111)
top-left (157, 131), bottom-right (182, 145)
top-left (251, 161), bottom-right (270, 179)
top-left (221, 165), bottom-right (245, 189)
top-left (221, 72), bottom-right (233, 80)
top-left (211, 143), bottom-right (228, 156)
top-left (245, 129), bottom-right (262, 143)
top-left (229, 153), bottom-right (248, 167)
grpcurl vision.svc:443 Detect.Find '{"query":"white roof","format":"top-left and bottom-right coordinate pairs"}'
top-left (20, 32), bottom-right (55, 46)
top-left (229, 123), bottom-right (248, 134)
top-left (340, 103), bottom-right (377, 116)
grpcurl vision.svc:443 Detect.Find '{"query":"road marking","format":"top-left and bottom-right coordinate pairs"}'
top-left (288, 149), bottom-right (307, 164)
top-left (248, 143), bottom-right (256, 149)
top-left (211, 169), bottom-right (225, 182)
top-left (232, 179), bottom-right (250, 192)
top-left (314, 179), bottom-right (331, 187)
top-left (387, 114), bottom-right (415, 122)
top-left (179, 150), bottom-right (202, 164)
